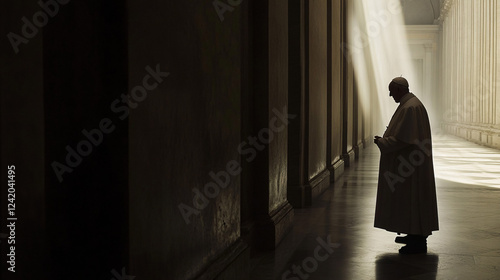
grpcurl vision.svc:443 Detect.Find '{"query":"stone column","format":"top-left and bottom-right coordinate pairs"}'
top-left (288, 0), bottom-right (331, 208)
top-left (423, 43), bottom-right (435, 123)
top-left (439, 0), bottom-right (500, 148)
top-left (496, 0), bottom-right (500, 128)
top-left (307, 0), bottom-right (331, 201)
top-left (287, 0), bottom-right (308, 208)
top-left (128, 1), bottom-right (248, 278)
top-left (252, 0), bottom-right (294, 249)
top-left (327, 0), bottom-right (345, 183)
top-left (341, 0), bottom-right (356, 167)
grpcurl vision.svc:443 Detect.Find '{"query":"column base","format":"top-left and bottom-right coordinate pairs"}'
top-left (354, 142), bottom-right (364, 160)
top-left (306, 169), bottom-right (331, 205)
top-left (288, 169), bottom-right (331, 208)
top-left (342, 149), bottom-right (356, 168)
top-left (194, 239), bottom-right (249, 280)
top-left (287, 184), bottom-right (306, 208)
top-left (328, 159), bottom-right (345, 183)
top-left (442, 122), bottom-right (500, 149)
top-left (255, 202), bottom-right (294, 250)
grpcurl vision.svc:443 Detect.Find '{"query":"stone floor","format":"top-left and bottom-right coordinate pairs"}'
top-left (250, 134), bottom-right (500, 280)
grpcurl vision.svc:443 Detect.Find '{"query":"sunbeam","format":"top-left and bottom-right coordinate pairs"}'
top-left (348, 0), bottom-right (422, 134)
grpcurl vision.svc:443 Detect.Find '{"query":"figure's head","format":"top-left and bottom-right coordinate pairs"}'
top-left (389, 77), bottom-right (409, 103)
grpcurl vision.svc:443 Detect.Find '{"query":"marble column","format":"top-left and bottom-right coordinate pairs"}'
top-left (342, 0), bottom-right (356, 167)
top-left (128, 1), bottom-right (248, 278)
top-left (326, 0), bottom-right (345, 183)
top-left (251, 0), bottom-right (294, 249)
top-left (307, 0), bottom-right (331, 202)
top-left (439, 0), bottom-right (500, 149)
top-left (288, 0), bottom-right (331, 208)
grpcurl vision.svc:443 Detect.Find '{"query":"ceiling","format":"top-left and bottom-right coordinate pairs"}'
top-left (401, 0), bottom-right (441, 25)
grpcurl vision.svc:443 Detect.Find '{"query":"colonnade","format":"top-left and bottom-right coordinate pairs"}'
top-left (440, 0), bottom-right (500, 148)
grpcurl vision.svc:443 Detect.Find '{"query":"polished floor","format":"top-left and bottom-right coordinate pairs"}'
top-left (250, 134), bottom-right (500, 280)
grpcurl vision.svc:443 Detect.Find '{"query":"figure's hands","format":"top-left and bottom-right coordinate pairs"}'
top-left (374, 136), bottom-right (381, 144)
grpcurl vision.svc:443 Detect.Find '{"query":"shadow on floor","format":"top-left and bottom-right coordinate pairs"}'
top-left (375, 253), bottom-right (439, 280)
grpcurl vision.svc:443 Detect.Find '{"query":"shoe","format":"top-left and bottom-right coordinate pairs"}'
top-left (395, 234), bottom-right (428, 245)
top-left (395, 235), bottom-right (409, 244)
top-left (399, 244), bottom-right (427, 254)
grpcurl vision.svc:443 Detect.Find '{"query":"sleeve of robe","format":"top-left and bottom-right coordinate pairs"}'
top-left (376, 106), bottom-right (424, 153)
top-left (376, 136), bottom-right (410, 154)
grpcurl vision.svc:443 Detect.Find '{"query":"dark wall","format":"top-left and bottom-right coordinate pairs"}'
top-left (2, 1), bottom-right (129, 279)
top-left (250, 0), bottom-right (293, 250)
top-left (127, 0), bottom-right (245, 279)
top-left (43, 1), bottom-right (129, 278)
top-left (287, 0), bottom-right (307, 207)
top-left (344, 66), bottom-right (354, 156)
top-left (0, 2), bottom-right (45, 279)
top-left (240, 0), bottom-right (254, 233)
top-left (327, 0), bottom-right (344, 180)
top-left (289, 0), bottom-right (352, 207)
top-left (341, 0), bottom-right (356, 165)
top-left (308, 0), bottom-right (328, 181)
top-left (331, 0), bottom-right (343, 165)
top-left (267, 0), bottom-right (290, 216)
top-left (1, 1), bottom-right (370, 279)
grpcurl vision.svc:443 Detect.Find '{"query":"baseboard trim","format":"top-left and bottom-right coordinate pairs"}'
top-left (255, 202), bottom-right (294, 250)
top-left (194, 238), bottom-right (249, 280)
top-left (354, 142), bottom-right (364, 160)
top-left (342, 149), bottom-right (356, 168)
top-left (306, 169), bottom-right (331, 204)
top-left (240, 220), bottom-right (257, 257)
top-left (442, 123), bottom-right (500, 149)
top-left (287, 184), bottom-right (306, 208)
top-left (328, 159), bottom-right (345, 183)
top-left (288, 169), bottom-right (332, 208)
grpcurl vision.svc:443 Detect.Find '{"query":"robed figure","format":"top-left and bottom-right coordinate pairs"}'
top-left (374, 77), bottom-right (439, 254)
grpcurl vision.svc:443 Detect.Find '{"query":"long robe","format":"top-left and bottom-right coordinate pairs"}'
top-left (374, 93), bottom-right (439, 236)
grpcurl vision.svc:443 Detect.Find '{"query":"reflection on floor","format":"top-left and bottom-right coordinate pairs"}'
top-left (433, 134), bottom-right (500, 189)
top-left (250, 134), bottom-right (500, 280)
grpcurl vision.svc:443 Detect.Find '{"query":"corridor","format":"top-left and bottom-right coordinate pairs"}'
top-left (250, 134), bottom-right (500, 280)
top-left (2, 1), bottom-right (500, 279)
